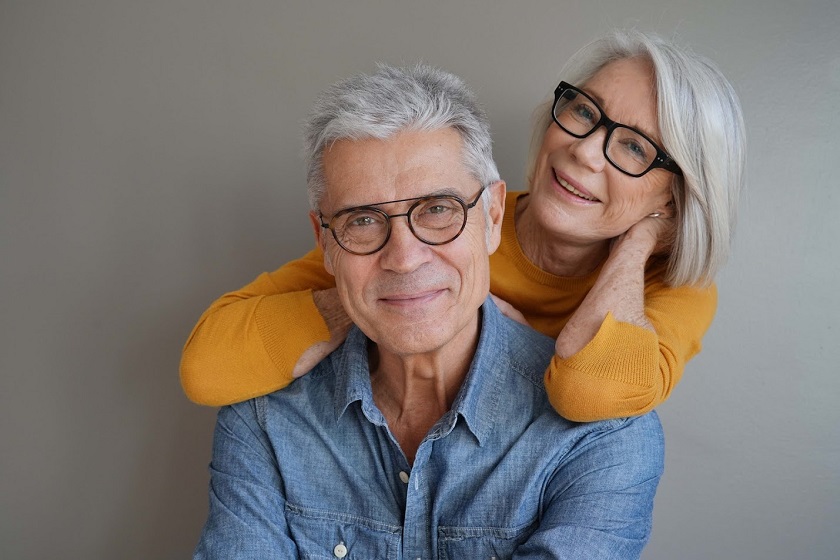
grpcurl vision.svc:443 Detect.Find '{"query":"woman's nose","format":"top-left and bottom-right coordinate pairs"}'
top-left (569, 127), bottom-right (608, 173)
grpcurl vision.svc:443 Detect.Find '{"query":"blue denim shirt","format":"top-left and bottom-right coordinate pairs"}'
top-left (194, 298), bottom-right (664, 559)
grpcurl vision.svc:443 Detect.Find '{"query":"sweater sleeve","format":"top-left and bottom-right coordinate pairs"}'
top-left (180, 247), bottom-right (336, 406)
top-left (544, 281), bottom-right (717, 421)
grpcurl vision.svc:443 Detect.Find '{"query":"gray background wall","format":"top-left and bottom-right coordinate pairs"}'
top-left (1, 1), bottom-right (837, 558)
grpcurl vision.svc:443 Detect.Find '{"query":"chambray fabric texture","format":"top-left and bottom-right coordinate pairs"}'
top-left (194, 298), bottom-right (664, 559)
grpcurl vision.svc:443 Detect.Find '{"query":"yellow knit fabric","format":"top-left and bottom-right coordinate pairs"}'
top-left (490, 192), bottom-right (716, 419)
top-left (181, 191), bottom-right (716, 420)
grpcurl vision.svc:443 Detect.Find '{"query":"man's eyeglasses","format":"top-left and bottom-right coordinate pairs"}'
top-left (319, 187), bottom-right (486, 255)
top-left (552, 81), bottom-right (682, 178)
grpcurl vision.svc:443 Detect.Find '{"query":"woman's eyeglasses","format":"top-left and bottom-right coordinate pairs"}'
top-left (552, 81), bottom-right (682, 178)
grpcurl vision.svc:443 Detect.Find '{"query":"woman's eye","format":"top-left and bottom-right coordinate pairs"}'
top-left (573, 103), bottom-right (597, 123)
top-left (625, 140), bottom-right (647, 158)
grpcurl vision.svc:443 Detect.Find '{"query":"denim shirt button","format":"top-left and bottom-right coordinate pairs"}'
top-left (333, 542), bottom-right (348, 558)
top-left (399, 470), bottom-right (410, 484)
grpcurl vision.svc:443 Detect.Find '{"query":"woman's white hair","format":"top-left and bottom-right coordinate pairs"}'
top-left (527, 29), bottom-right (746, 286)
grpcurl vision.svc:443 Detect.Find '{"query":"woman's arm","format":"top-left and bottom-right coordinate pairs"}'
top-left (554, 218), bottom-right (665, 358)
top-left (179, 247), bottom-right (351, 406)
top-left (547, 217), bottom-right (716, 421)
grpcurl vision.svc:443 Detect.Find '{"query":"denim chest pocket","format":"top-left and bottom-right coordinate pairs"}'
top-left (438, 519), bottom-right (536, 560)
top-left (285, 504), bottom-right (401, 560)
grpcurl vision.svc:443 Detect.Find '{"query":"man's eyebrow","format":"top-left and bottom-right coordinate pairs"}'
top-left (425, 187), bottom-right (464, 198)
top-left (334, 187), bottom-right (467, 212)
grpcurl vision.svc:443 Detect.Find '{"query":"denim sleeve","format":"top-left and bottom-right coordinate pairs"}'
top-left (514, 412), bottom-right (665, 560)
top-left (193, 401), bottom-right (298, 559)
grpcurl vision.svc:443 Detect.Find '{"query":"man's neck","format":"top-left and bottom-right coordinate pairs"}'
top-left (368, 316), bottom-right (480, 464)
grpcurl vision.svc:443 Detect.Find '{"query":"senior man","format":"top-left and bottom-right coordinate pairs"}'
top-left (193, 64), bottom-right (664, 559)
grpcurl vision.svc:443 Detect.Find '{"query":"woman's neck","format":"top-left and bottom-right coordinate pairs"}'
top-left (514, 194), bottom-right (609, 277)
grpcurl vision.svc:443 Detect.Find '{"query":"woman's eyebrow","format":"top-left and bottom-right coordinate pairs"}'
top-left (585, 87), bottom-right (662, 143)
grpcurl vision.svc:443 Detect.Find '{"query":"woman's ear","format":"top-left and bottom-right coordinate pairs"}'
top-left (649, 198), bottom-right (675, 219)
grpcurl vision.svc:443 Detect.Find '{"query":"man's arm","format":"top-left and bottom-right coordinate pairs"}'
top-left (514, 412), bottom-right (665, 560)
top-left (193, 402), bottom-right (298, 559)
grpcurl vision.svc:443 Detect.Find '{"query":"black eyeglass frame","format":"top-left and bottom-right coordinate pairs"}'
top-left (319, 186), bottom-right (487, 256)
top-left (552, 81), bottom-right (682, 178)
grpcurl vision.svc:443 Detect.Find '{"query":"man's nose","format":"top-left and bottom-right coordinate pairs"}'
top-left (378, 217), bottom-right (432, 273)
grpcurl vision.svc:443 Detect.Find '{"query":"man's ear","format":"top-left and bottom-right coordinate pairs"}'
top-left (310, 211), bottom-right (335, 275)
top-left (309, 211), bottom-right (324, 245)
top-left (485, 181), bottom-right (506, 254)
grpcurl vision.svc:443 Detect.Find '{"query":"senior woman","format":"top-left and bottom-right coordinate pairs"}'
top-left (180, 29), bottom-right (745, 421)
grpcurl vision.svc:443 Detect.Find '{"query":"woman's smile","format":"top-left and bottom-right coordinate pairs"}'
top-left (554, 170), bottom-right (600, 202)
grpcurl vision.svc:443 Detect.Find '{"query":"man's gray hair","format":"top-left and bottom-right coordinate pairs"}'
top-left (527, 30), bottom-right (746, 287)
top-left (304, 63), bottom-right (499, 212)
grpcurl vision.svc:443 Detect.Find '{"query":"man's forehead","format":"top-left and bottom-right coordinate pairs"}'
top-left (320, 129), bottom-right (476, 211)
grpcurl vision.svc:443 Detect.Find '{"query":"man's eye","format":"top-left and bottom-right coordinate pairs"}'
top-left (426, 204), bottom-right (452, 215)
top-left (348, 215), bottom-right (377, 227)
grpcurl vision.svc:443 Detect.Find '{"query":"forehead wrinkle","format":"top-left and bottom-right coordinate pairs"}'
top-left (321, 128), bottom-right (475, 215)
top-left (320, 146), bottom-right (396, 214)
top-left (332, 186), bottom-right (473, 217)
top-left (581, 64), bottom-right (662, 145)
top-left (582, 84), bottom-right (662, 144)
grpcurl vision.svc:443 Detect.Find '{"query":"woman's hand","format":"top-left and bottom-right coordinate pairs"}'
top-left (555, 212), bottom-right (671, 359)
top-left (292, 288), bottom-right (352, 378)
top-left (613, 210), bottom-right (676, 259)
top-left (491, 294), bottom-right (530, 327)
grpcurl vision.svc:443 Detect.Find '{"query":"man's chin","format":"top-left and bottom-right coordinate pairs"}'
top-left (372, 334), bottom-right (449, 358)
top-left (365, 313), bottom-right (480, 360)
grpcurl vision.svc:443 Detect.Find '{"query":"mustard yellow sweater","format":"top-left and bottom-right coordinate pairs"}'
top-left (181, 191), bottom-right (716, 421)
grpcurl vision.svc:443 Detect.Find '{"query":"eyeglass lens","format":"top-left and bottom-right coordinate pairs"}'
top-left (330, 196), bottom-right (467, 254)
top-left (554, 89), bottom-right (660, 176)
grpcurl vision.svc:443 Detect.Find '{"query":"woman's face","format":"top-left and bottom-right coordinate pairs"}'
top-left (529, 57), bottom-right (674, 246)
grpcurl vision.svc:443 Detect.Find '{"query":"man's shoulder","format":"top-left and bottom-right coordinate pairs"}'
top-left (250, 354), bottom-right (341, 418)
top-left (483, 300), bottom-right (555, 387)
top-left (547, 411), bottom-right (665, 474)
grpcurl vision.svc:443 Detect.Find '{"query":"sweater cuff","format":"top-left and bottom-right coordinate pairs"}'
top-left (561, 312), bottom-right (659, 387)
top-left (254, 290), bottom-right (332, 382)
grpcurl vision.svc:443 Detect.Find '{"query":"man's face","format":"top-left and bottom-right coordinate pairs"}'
top-left (311, 128), bottom-right (504, 358)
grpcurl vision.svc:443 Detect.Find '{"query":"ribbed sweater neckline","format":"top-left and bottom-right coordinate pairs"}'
top-left (499, 191), bottom-right (604, 291)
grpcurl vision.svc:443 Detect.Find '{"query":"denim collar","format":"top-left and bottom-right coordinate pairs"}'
top-left (332, 297), bottom-right (508, 446)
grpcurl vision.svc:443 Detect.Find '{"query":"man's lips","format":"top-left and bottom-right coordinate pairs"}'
top-left (378, 289), bottom-right (446, 305)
